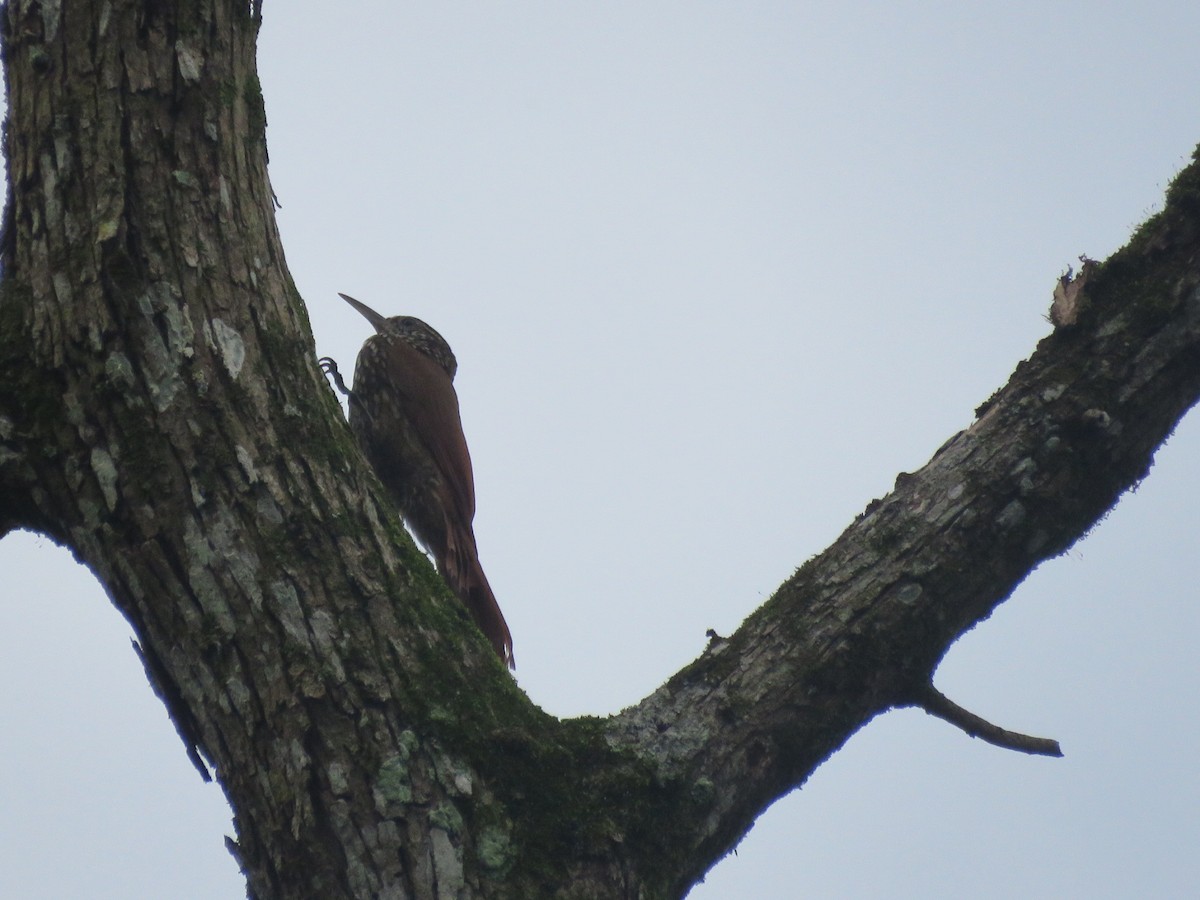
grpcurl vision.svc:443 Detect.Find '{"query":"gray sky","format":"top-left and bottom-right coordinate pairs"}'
top-left (3, 3), bottom-right (1199, 897)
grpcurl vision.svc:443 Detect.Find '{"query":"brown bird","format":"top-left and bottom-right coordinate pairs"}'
top-left (321, 293), bottom-right (514, 668)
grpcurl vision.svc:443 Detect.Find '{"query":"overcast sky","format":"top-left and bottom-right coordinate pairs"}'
top-left (3, 3), bottom-right (1199, 897)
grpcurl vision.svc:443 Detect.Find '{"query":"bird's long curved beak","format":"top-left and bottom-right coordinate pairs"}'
top-left (338, 292), bottom-right (389, 333)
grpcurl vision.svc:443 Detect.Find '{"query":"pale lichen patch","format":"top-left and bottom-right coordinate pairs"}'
top-left (90, 446), bottom-right (119, 511)
top-left (374, 755), bottom-right (414, 815)
top-left (430, 827), bottom-right (465, 894)
top-left (268, 579), bottom-right (311, 650)
top-left (207, 317), bottom-right (246, 379)
top-left (104, 350), bottom-right (136, 388)
top-left (235, 444), bottom-right (258, 483)
top-left (476, 824), bottom-right (514, 872)
top-left (135, 283), bottom-right (193, 411)
top-left (175, 40), bottom-right (203, 83)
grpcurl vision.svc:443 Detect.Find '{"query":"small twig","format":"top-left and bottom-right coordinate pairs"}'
top-left (915, 683), bottom-right (1063, 758)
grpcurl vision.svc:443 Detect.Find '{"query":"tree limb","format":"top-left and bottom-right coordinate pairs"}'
top-left (606, 152), bottom-right (1200, 892)
top-left (913, 684), bottom-right (1062, 757)
top-left (2, 1), bottom-right (1198, 896)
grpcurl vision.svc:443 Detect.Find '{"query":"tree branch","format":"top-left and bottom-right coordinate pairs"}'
top-left (913, 684), bottom-right (1062, 757)
top-left (608, 147), bottom-right (1200, 894)
top-left (3, 1), bottom-right (1198, 896)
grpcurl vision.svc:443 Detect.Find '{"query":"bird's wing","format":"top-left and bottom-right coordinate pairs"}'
top-left (374, 334), bottom-right (477, 523)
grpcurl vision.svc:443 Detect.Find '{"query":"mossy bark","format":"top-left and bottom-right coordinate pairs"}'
top-left (1, 2), bottom-right (1198, 898)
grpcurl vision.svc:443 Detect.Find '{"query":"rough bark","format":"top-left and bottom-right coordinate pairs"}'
top-left (0, 2), bottom-right (1197, 898)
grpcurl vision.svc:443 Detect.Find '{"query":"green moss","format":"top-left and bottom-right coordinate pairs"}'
top-left (1162, 143), bottom-right (1200, 212)
top-left (256, 320), bottom-right (308, 368)
top-left (284, 277), bottom-right (312, 332)
top-left (1086, 144), bottom-right (1200, 329)
top-left (172, 169), bottom-right (200, 190)
top-left (415, 713), bottom-right (692, 897)
top-left (218, 80), bottom-right (238, 108)
top-left (475, 824), bottom-right (514, 872)
top-left (430, 801), bottom-right (465, 835)
top-left (243, 75), bottom-right (267, 139)
top-left (375, 754), bottom-right (414, 809)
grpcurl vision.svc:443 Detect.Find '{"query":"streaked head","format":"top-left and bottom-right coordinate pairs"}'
top-left (337, 293), bottom-right (457, 378)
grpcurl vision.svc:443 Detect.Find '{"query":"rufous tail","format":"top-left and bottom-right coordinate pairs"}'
top-left (441, 531), bottom-right (514, 668)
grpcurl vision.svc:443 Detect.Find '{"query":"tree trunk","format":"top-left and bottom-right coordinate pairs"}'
top-left (1, 2), bottom-right (1198, 898)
